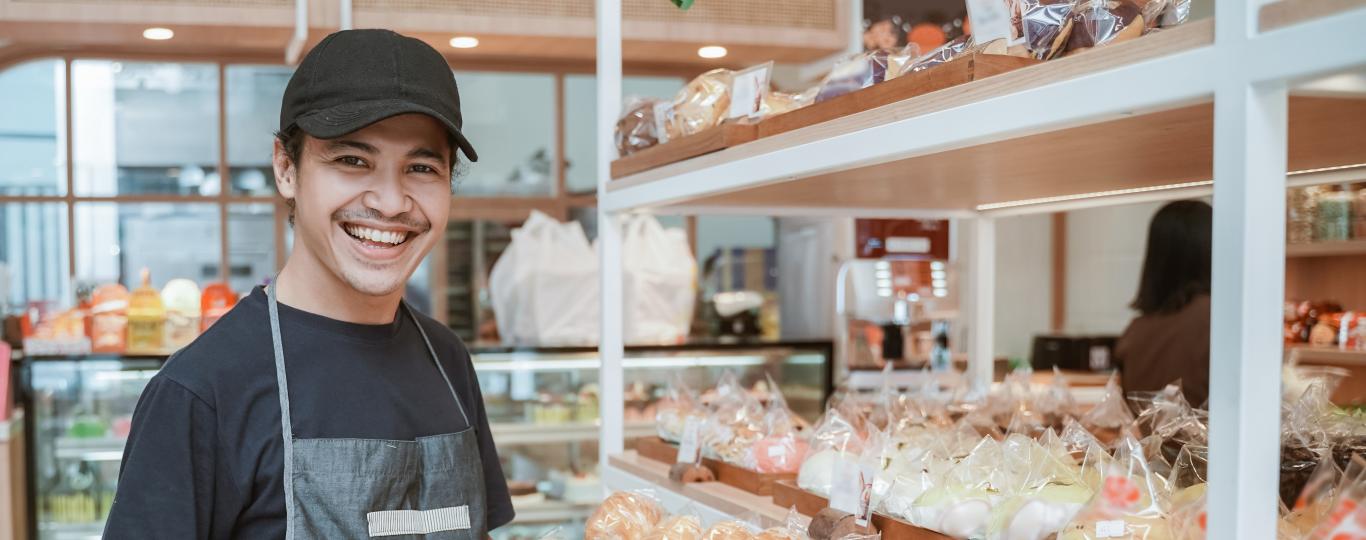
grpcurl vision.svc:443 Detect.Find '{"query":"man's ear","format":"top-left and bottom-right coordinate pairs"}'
top-left (272, 138), bottom-right (297, 199)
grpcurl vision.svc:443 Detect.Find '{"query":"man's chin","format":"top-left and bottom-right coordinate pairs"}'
top-left (339, 270), bottom-right (409, 298)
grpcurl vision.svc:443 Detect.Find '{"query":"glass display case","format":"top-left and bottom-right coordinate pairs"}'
top-left (15, 341), bottom-right (831, 540)
top-left (472, 341), bottom-right (832, 540)
top-left (19, 355), bottom-right (162, 540)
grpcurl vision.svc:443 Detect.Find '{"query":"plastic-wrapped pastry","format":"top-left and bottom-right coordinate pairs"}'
top-left (616, 97), bottom-right (669, 156)
top-left (1080, 375), bottom-right (1136, 448)
top-left (797, 407), bottom-right (866, 496)
top-left (667, 69), bottom-right (733, 140)
top-left (750, 374), bottom-right (811, 473)
top-left (1063, 0), bottom-right (1162, 55)
top-left (991, 484), bottom-right (1093, 540)
top-left (1057, 435), bottom-right (1174, 540)
top-left (586, 491), bottom-right (666, 540)
top-left (759, 88), bottom-right (816, 118)
top-left (703, 371), bottom-right (766, 466)
top-left (1016, 0), bottom-right (1077, 59)
top-left (703, 520), bottom-right (757, 540)
top-left (645, 515), bottom-right (704, 540)
top-left (903, 36), bottom-right (971, 75)
top-left (815, 49), bottom-right (893, 103)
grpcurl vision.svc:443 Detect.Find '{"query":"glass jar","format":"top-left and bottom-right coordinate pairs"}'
top-left (1354, 183), bottom-right (1366, 239)
top-left (1314, 186), bottom-right (1354, 242)
top-left (1287, 186), bottom-right (1317, 244)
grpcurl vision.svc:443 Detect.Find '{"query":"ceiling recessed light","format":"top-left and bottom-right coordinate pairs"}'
top-left (449, 36), bottom-right (479, 49)
top-left (143, 27), bottom-right (174, 40)
top-left (697, 45), bottom-right (728, 59)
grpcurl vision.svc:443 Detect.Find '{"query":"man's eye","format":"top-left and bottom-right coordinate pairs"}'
top-left (337, 156), bottom-right (368, 167)
top-left (411, 164), bottom-right (438, 174)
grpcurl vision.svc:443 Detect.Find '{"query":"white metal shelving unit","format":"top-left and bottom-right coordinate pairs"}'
top-left (594, 0), bottom-right (1366, 538)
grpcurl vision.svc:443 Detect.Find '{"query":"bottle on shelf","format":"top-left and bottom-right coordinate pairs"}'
top-left (161, 278), bottom-right (201, 350)
top-left (89, 284), bottom-right (130, 354)
top-left (1353, 182), bottom-right (1366, 239)
top-left (1314, 184), bottom-right (1354, 242)
top-left (200, 282), bottom-right (237, 332)
top-left (125, 268), bottom-right (167, 355)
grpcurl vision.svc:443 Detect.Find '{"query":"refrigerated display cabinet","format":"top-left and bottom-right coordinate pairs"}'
top-left (15, 341), bottom-right (831, 540)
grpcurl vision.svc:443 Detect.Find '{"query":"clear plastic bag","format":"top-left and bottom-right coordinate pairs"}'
top-left (1282, 450), bottom-right (1344, 537)
top-left (616, 96), bottom-right (669, 156)
top-left (657, 373), bottom-right (705, 443)
top-left (1016, 0), bottom-right (1078, 59)
top-left (1063, 0), bottom-right (1159, 55)
top-left (704, 371), bottom-right (766, 465)
top-left (815, 49), bottom-right (894, 103)
top-left (759, 88), bottom-right (817, 119)
top-left (645, 512), bottom-right (705, 540)
top-left (904, 35), bottom-right (972, 75)
top-left (1303, 455), bottom-right (1366, 539)
top-left (985, 434), bottom-right (1093, 540)
top-left (667, 69), bottom-right (733, 140)
top-left (755, 506), bottom-right (812, 540)
top-left (586, 490), bottom-right (667, 540)
top-left (908, 437), bottom-right (1001, 537)
top-left (704, 519), bottom-right (761, 540)
top-left (752, 374), bottom-right (812, 473)
top-left (1057, 434), bottom-right (1173, 540)
top-left (798, 407), bottom-right (867, 496)
top-left (1080, 375), bottom-right (1137, 448)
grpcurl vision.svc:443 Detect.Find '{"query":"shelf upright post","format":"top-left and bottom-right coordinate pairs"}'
top-left (967, 216), bottom-right (995, 391)
top-left (1207, 0), bottom-right (1287, 534)
top-left (595, 0), bottom-right (626, 471)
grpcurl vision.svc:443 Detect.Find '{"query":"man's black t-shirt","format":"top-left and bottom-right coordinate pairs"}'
top-left (103, 287), bottom-right (514, 539)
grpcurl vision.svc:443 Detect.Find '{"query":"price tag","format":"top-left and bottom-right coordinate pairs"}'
top-left (965, 0), bottom-right (1012, 46)
top-left (829, 458), bottom-right (862, 515)
top-left (726, 62), bottom-right (772, 120)
top-left (651, 101), bottom-right (672, 144)
top-left (1095, 520), bottom-right (1126, 538)
top-left (855, 463), bottom-right (875, 527)
top-left (676, 417), bottom-right (702, 464)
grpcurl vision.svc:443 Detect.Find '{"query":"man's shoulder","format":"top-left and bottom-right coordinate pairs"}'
top-left (157, 296), bottom-right (274, 405)
top-left (407, 308), bottom-right (473, 364)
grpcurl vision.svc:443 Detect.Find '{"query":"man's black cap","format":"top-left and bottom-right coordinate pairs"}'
top-left (280, 29), bottom-right (477, 162)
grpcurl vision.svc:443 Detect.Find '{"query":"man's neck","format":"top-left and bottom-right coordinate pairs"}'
top-left (274, 254), bottom-right (403, 325)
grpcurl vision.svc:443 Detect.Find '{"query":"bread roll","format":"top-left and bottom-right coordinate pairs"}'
top-left (586, 492), bottom-right (666, 540)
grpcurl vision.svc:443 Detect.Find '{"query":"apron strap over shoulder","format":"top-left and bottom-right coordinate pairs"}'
top-left (266, 283), bottom-right (299, 540)
top-left (403, 301), bottom-right (471, 429)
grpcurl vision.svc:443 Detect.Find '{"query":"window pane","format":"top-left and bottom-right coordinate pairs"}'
top-left (0, 59), bottom-right (65, 196)
top-left (453, 72), bottom-right (555, 197)
top-left (228, 203), bottom-right (277, 293)
top-left (74, 203), bottom-right (221, 289)
top-left (564, 75), bottom-right (683, 194)
top-left (0, 203), bottom-right (70, 310)
top-left (72, 61), bottom-right (220, 196)
top-left (227, 65), bottom-right (291, 196)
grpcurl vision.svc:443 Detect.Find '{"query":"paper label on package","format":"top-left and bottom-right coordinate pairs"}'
top-left (965, 0), bottom-right (1012, 45)
top-left (727, 63), bottom-right (771, 120)
top-left (652, 101), bottom-right (671, 144)
top-left (829, 458), bottom-right (862, 515)
top-left (1095, 520), bottom-right (1127, 538)
top-left (676, 417), bottom-right (702, 464)
top-left (767, 444), bottom-right (786, 458)
top-left (855, 463), bottom-right (875, 527)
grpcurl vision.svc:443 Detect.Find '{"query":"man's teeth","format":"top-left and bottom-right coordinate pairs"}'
top-left (345, 225), bottom-right (407, 245)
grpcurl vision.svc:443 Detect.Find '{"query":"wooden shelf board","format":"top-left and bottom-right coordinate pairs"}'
top-left (1259, 0), bottom-right (1366, 32)
top-left (606, 451), bottom-right (794, 527)
top-left (1287, 239), bottom-right (1366, 257)
top-left (1289, 345), bottom-right (1366, 366)
top-left (605, 21), bottom-right (1366, 214)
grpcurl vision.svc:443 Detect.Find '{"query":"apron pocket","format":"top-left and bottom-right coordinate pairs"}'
top-left (366, 505), bottom-right (471, 537)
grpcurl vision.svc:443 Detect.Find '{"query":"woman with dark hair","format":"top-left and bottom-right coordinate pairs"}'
top-left (1114, 200), bottom-right (1213, 406)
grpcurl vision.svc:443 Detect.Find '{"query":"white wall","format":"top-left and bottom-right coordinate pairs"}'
top-left (1064, 202), bottom-right (1164, 335)
top-left (993, 214), bottom-right (1053, 360)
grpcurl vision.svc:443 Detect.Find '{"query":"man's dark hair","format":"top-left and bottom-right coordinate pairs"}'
top-left (1130, 200), bottom-right (1213, 316)
top-left (274, 125), bottom-right (464, 225)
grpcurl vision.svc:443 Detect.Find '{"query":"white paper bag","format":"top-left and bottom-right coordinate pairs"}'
top-left (489, 211), bottom-right (600, 346)
top-left (621, 215), bottom-right (697, 345)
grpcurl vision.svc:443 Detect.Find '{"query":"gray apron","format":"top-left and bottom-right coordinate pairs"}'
top-left (267, 285), bottom-right (488, 539)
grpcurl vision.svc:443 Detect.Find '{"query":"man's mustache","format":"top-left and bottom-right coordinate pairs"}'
top-left (333, 208), bottom-right (430, 232)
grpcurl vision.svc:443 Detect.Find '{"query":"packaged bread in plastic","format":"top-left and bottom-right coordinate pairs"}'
top-left (815, 49), bottom-right (895, 103)
top-left (1057, 434), bottom-right (1174, 540)
top-left (587, 491), bottom-right (666, 540)
top-left (658, 373), bottom-right (705, 443)
top-left (704, 520), bottom-right (760, 540)
top-left (1302, 455), bottom-right (1366, 539)
top-left (617, 97), bottom-right (670, 156)
top-left (1015, 0), bottom-right (1078, 59)
top-left (902, 36), bottom-right (972, 76)
top-left (1063, 0), bottom-right (1172, 56)
top-left (755, 506), bottom-right (812, 540)
top-left (751, 375), bottom-right (811, 473)
top-left (1080, 374), bottom-right (1137, 447)
top-left (908, 436), bottom-right (1003, 538)
top-left (645, 513), bottom-right (705, 540)
top-left (703, 371), bottom-right (766, 466)
top-left (760, 88), bottom-right (817, 119)
top-left (984, 433), bottom-right (1092, 540)
top-left (667, 69), bottom-right (733, 140)
top-left (798, 406), bottom-right (867, 496)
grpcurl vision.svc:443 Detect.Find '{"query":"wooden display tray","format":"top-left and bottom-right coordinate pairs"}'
top-left (635, 437), bottom-right (796, 496)
top-left (610, 121), bottom-right (758, 179)
top-left (770, 480), bottom-right (953, 540)
top-left (757, 52), bottom-right (1040, 139)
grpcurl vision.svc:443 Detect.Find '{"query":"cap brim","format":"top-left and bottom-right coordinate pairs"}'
top-left (294, 98), bottom-right (478, 162)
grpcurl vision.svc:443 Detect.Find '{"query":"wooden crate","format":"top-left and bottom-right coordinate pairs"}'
top-left (610, 121), bottom-right (758, 179)
top-left (635, 437), bottom-right (797, 496)
top-left (757, 52), bottom-right (1039, 138)
top-left (770, 480), bottom-right (953, 540)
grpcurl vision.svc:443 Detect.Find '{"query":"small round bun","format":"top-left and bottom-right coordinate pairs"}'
top-left (586, 492), bottom-right (666, 540)
top-left (704, 520), bottom-right (756, 540)
top-left (645, 515), bottom-right (704, 540)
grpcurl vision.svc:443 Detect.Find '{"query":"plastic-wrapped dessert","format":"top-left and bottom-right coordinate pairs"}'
top-left (1080, 375), bottom-right (1137, 447)
top-left (750, 375), bottom-right (810, 473)
top-left (703, 521), bottom-right (757, 540)
top-left (703, 371), bottom-right (766, 465)
top-left (815, 49), bottom-right (894, 103)
top-left (667, 69), bottom-right (733, 140)
top-left (617, 97), bottom-right (669, 156)
top-left (657, 374), bottom-right (705, 443)
top-left (586, 491), bottom-right (666, 540)
top-left (798, 407), bottom-right (866, 496)
top-left (645, 515), bottom-right (704, 540)
top-left (1058, 435), bottom-right (1174, 540)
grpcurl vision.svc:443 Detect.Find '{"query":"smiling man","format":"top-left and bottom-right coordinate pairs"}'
top-left (105, 30), bottom-right (513, 539)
